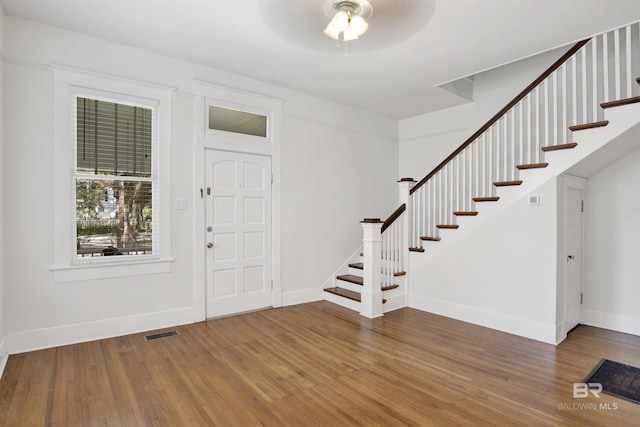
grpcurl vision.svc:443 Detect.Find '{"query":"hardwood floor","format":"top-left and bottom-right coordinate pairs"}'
top-left (0, 302), bottom-right (639, 426)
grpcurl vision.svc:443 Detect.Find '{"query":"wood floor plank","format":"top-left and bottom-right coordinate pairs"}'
top-left (0, 302), bottom-right (639, 426)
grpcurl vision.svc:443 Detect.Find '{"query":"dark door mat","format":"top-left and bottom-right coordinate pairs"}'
top-left (583, 359), bottom-right (640, 404)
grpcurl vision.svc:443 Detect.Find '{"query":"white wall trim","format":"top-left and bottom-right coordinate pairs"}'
top-left (0, 337), bottom-right (7, 379)
top-left (193, 79), bottom-right (285, 112)
top-left (283, 111), bottom-right (398, 141)
top-left (6, 306), bottom-right (198, 355)
top-left (562, 174), bottom-right (587, 190)
top-left (1, 54), bottom-right (52, 71)
top-left (52, 258), bottom-right (174, 283)
top-left (559, 174), bottom-right (587, 339)
top-left (192, 83), bottom-right (283, 318)
top-left (52, 67), bottom-right (174, 281)
top-left (555, 322), bottom-right (566, 345)
top-left (410, 295), bottom-right (558, 345)
top-left (583, 309), bottom-right (640, 337)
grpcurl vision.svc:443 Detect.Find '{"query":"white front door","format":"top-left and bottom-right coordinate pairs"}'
top-left (205, 150), bottom-right (272, 318)
top-left (564, 186), bottom-right (584, 333)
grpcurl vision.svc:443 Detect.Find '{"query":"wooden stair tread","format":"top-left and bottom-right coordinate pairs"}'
top-left (348, 262), bottom-right (363, 270)
top-left (420, 236), bottom-right (441, 241)
top-left (437, 224), bottom-right (459, 229)
top-left (494, 180), bottom-right (523, 187)
top-left (601, 96), bottom-right (640, 109)
top-left (516, 162), bottom-right (548, 170)
top-left (569, 120), bottom-right (608, 131)
top-left (473, 196), bottom-right (499, 202)
top-left (338, 273), bottom-right (402, 286)
top-left (394, 271), bottom-right (407, 276)
top-left (337, 274), bottom-right (363, 285)
top-left (541, 143), bottom-right (577, 152)
top-left (409, 247), bottom-right (425, 252)
top-left (324, 287), bottom-right (360, 302)
top-left (454, 211), bottom-right (478, 216)
top-left (324, 286), bottom-right (393, 303)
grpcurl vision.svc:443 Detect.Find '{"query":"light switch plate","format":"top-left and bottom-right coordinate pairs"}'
top-left (174, 198), bottom-right (187, 210)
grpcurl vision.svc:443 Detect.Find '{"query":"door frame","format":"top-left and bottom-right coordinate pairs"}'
top-left (560, 175), bottom-right (586, 339)
top-left (192, 82), bottom-right (283, 321)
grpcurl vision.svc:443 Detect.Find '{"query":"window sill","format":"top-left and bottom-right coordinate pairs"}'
top-left (52, 257), bottom-right (175, 283)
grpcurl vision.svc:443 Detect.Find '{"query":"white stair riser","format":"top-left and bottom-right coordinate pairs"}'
top-left (336, 279), bottom-right (363, 294)
top-left (324, 291), bottom-right (361, 311)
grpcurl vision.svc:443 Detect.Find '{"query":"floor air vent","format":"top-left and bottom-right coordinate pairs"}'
top-left (144, 330), bottom-right (179, 341)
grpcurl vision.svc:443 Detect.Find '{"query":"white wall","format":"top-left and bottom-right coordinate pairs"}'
top-left (281, 100), bottom-right (398, 303)
top-left (0, 3), bottom-right (7, 370)
top-left (409, 178), bottom-right (560, 344)
top-left (399, 46), bottom-right (566, 181)
top-left (583, 147), bottom-right (640, 335)
top-left (2, 16), bottom-right (398, 353)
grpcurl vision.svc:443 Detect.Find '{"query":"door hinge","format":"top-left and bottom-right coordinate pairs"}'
top-left (271, 173), bottom-right (274, 184)
top-left (207, 187), bottom-right (211, 196)
top-left (580, 292), bottom-right (583, 304)
top-left (271, 280), bottom-right (274, 290)
top-left (581, 200), bottom-right (584, 213)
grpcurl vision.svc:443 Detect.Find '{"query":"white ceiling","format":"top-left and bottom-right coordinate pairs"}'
top-left (2, 0), bottom-right (640, 119)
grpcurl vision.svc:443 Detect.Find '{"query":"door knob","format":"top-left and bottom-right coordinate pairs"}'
top-left (207, 243), bottom-right (213, 248)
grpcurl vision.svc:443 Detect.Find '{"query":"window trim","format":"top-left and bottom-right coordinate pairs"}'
top-left (205, 98), bottom-right (274, 155)
top-left (52, 68), bottom-right (174, 282)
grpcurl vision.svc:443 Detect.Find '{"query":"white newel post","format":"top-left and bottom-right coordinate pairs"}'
top-left (360, 218), bottom-right (384, 319)
top-left (398, 178), bottom-right (416, 275)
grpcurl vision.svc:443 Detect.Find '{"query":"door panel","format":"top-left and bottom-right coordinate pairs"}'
top-left (564, 187), bottom-right (584, 333)
top-left (205, 150), bottom-right (272, 317)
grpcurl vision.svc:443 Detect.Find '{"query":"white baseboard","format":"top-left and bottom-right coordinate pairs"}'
top-left (7, 306), bottom-right (198, 354)
top-left (582, 309), bottom-right (640, 337)
top-left (409, 294), bottom-right (557, 345)
top-left (555, 322), bottom-right (567, 345)
top-left (281, 288), bottom-right (324, 307)
top-left (382, 287), bottom-right (407, 313)
top-left (0, 336), bottom-right (8, 380)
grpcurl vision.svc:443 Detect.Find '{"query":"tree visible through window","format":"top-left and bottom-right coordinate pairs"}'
top-left (75, 97), bottom-right (155, 257)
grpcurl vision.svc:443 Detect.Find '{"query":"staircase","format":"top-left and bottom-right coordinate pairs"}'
top-left (324, 21), bottom-right (640, 317)
top-left (324, 251), bottom-right (405, 312)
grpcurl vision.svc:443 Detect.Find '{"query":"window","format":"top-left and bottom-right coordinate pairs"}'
top-left (53, 69), bottom-right (173, 282)
top-left (208, 105), bottom-right (268, 137)
top-left (74, 96), bottom-right (156, 259)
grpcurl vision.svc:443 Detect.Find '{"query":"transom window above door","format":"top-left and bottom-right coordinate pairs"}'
top-left (208, 105), bottom-right (268, 138)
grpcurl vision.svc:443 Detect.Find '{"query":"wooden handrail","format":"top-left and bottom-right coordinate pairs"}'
top-left (381, 203), bottom-right (406, 233)
top-left (410, 38), bottom-right (591, 195)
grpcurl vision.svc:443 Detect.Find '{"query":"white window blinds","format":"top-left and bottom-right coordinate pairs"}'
top-left (76, 97), bottom-right (152, 177)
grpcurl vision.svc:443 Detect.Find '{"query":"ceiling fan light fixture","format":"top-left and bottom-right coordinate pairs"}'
top-left (324, 10), bottom-right (349, 39)
top-left (342, 26), bottom-right (360, 41)
top-left (323, 0), bottom-right (373, 42)
top-left (348, 13), bottom-right (368, 36)
top-left (330, 10), bottom-right (349, 31)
